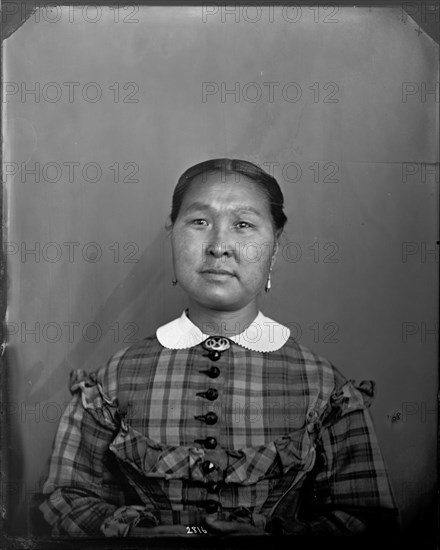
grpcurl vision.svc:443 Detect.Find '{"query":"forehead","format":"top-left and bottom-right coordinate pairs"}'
top-left (181, 172), bottom-right (269, 211)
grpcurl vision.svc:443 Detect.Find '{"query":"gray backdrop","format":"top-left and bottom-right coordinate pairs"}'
top-left (3, 4), bottom-right (438, 535)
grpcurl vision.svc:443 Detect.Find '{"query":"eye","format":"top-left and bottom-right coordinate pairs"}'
top-left (235, 221), bottom-right (253, 229)
top-left (191, 219), bottom-right (208, 226)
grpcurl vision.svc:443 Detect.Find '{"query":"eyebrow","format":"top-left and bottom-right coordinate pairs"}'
top-left (182, 202), bottom-right (264, 217)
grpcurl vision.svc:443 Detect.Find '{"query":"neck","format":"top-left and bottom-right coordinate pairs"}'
top-left (186, 300), bottom-right (259, 336)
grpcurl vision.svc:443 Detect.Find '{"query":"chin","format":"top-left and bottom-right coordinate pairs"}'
top-left (191, 291), bottom-right (243, 311)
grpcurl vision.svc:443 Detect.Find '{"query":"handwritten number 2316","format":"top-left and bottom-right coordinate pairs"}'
top-left (186, 526), bottom-right (208, 534)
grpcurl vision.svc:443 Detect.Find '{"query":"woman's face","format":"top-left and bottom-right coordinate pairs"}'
top-left (171, 172), bottom-right (278, 312)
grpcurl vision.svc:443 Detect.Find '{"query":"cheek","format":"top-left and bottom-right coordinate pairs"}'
top-left (172, 231), bottom-right (201, 268)
top-left (237, 256), bottom-right (271, 291)
top-left (239, 240), bottom-right (273, 270)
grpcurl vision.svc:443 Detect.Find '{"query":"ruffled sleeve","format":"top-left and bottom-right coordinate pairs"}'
top-left (305, 379), bottom-right (376, 437)
top-left (266, 378), bottom-right (398, 535)
top-left (39, 365), bottom-right (127, 536)
top-left (69, 369), bottom-right (122, 429)
top-left (100, 505), bottom-right (159, 537)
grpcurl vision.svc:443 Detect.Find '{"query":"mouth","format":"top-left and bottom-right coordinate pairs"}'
top-left (200, 269), bottom-right (235, 277)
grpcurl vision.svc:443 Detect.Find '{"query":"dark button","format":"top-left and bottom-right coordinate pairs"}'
top-left (205, 500), bottom-right (219, 514)
top-left (201, 460), bottom-right (216, 475)
top-left (196, 388), bottom-right (219, 401)
top-left (207, 483), bottom-right (220, 494)
top-left (207, 350), bottom-right (221, 361)
top-left (194, 437), bottom-right (217, 449)
top-left (194, 412), bottom-right (218, 425)
top-left (199, 366), bottom-right (220, 379)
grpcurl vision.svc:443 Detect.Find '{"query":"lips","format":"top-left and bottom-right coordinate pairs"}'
top-left (201, 269), bottom-right (235, 277)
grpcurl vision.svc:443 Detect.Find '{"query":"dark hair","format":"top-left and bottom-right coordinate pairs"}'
top-left (170, 158), bottom-right (287, 235)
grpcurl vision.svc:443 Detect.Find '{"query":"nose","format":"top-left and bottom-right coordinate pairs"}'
top-left (205, 241), bottom-right (233, 259)
top-left (204, 224), bottom-right (234, 259)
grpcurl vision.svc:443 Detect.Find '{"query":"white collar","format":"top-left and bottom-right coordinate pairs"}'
top-left (156, 310), bottom-right (290, 352)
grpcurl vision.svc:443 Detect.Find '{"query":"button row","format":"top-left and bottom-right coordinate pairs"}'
top-left (194, 337), bottom-right (230, 458)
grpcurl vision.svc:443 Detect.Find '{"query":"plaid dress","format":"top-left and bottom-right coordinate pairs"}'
top-left (39, 317), bottom-right (398, 537)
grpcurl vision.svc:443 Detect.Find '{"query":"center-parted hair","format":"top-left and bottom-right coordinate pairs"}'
top-left (170, 158), bottom-right (287, 235)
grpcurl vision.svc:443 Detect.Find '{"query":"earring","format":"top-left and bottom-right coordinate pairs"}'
top-left (265, 273), bottom-right (271, 293)
top-left (172, 279), bottom-right (178, 286)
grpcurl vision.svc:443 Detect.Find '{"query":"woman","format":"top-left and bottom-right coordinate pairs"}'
top-left (40, 159), bottom-right (398, 537)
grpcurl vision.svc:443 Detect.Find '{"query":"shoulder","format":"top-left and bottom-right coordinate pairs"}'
top-left (279, 336), bottom-right (347, 393)
top-left (280, 338), bottom-right (377, 419)
top-left (93, 334), bottom-right (164, 395)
